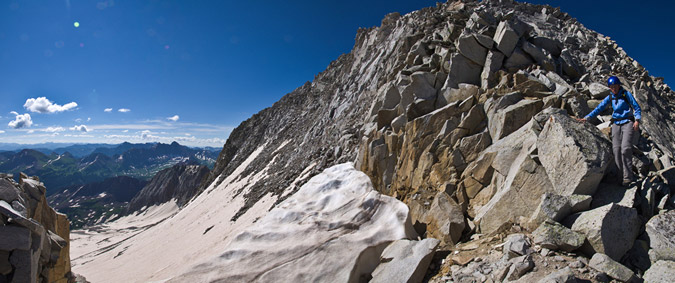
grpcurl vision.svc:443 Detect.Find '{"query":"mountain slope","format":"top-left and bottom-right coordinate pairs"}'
top-left (127, 163), bottom-right (209, 213)
top-left (70, 1), bottom-right (675, 282)
top-left (48, 176), bottom-right (148, 228)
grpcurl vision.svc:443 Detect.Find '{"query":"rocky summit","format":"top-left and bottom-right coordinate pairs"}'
top-left (64, 0), bottom-right (675, 282)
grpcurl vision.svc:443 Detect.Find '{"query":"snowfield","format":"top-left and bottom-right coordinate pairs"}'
top-left (70, 145), bottom-right (277, 282)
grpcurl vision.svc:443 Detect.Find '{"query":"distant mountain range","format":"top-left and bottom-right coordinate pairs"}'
top-left (46, 162), bottom-right (209, 229)
top-left (0, 142), bottom-right (220, 196)
top-left (0, 142), bottom-right (220, 158)
top-left (0, 142), bottom-right (114, 156)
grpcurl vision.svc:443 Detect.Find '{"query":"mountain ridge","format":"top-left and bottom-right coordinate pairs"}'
top-left (69, 1), bottom-right (675, 282)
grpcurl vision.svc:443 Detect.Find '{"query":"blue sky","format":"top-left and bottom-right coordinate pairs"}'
top-left (1, 1), bottom-right (673, 147)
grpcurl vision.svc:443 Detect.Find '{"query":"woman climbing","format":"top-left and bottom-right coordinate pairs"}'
top-left (576, 76), bottom-right (642, 186)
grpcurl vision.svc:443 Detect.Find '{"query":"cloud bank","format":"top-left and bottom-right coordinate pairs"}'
top-left (70, 125), bottom-right (90, 132)
top-left (44, 127), bottom-right (66, 132)
top-left (24, 97), bottom-right (78, 113)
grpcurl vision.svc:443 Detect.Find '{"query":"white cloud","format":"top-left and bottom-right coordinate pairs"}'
top-left (75, 118), bottom-right (83, 123)
top-left (91, 124), bottom-right (171, 130)
top-left (8, 112), bottom-right (33, 129)
top-left (87, 117), bottom-right (91, 121)
top-left (104, 108), bottom-right (113, 112)
top-left (70, 125), bottom-right (90, 132)
top-left (172, 136), bottom-right (197, 142)
top-left (64, 134), bottom-right (94, 138)
top-left (0, 130), bottom-right (5, 134)
top-left (167, 115), bottom-right (180, 122)
top-left (103, 134), bottom-right (131, 139)
top-left (44, 126), bottom-right (66, 132)
top-left (23, 97), bottom-right (78, 113)
top-left (118, 108), bottom-right (131, 113)
top-left (204, 138), bottom-right (226, 144)
top-left (27, 130), bottom-right (35, 134)
top-left (122, 129), bottom-right (129, 133)
top-left (141, 130), bottom-right (153, 139)
top-left (102, 133), bottom-right (225, 147)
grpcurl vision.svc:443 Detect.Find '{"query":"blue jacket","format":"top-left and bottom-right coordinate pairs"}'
top-left (584, 88), bottom-right (642, 125)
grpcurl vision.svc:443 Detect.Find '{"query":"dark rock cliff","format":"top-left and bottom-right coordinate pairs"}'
top-left (127, 163), bottom-right (209, 213)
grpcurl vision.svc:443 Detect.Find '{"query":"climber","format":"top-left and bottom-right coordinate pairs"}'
top-left (575, 76), bottom-right (642, 187)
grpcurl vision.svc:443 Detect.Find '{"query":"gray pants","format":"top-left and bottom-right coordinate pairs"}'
top-left (612, 122), bottom-right (634, 182)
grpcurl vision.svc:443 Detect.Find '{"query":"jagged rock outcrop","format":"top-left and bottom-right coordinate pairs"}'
top-left (127, 163), bottom-right (209, 213)
top-left (350, 0), bottom-right (675, 280)
top-left (0, 173), bottom-right (73, 283)
top-left (350, 0), bottom-right (669, 237)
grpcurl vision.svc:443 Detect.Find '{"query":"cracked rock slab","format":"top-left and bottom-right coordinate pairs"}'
top-left (370, 238), bottom-right (440, 283)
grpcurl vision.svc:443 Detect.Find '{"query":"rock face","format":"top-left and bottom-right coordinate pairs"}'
top-left (537, 111), bottom-right (612, 196)
top-left (537, 267), bottom-right (577, 283)
top-left (421, 191), bottom-right (465, 246)
top-left (0, 174), bottom-right (72, 283)
top-left (169, 163), bottom-right (419, 282)
top-left (588, 253), bottom-right (635, 282)
top-left (127, 163), bottom-right (209, 213)
top-left (645, 210), bottom-right (675, 261)
top-left (532, 220), bottom-right (584, 252)
top-left (643, 260), bottom-right (675, 283)
top-left (564, 203), bottom-right (640, 261)
top-left (503, 234), bottom-right (531, 258)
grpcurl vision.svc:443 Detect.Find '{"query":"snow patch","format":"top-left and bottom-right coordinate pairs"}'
top-left (273, 139), bottom-right (292, 155)
top-left (46, 154), bottom-right (62, 165)
top-left (70, 154), bottom-right (279, 283)
top-left (207, 144), bottom-right (266, 194)
top-left (21, 178), bottom-right (41, 187)
top-left (168, 163), bottom-right (416, 282)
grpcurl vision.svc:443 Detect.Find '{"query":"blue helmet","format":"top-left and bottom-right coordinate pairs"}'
top-left (607, 76), bottom-right (621, 86)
